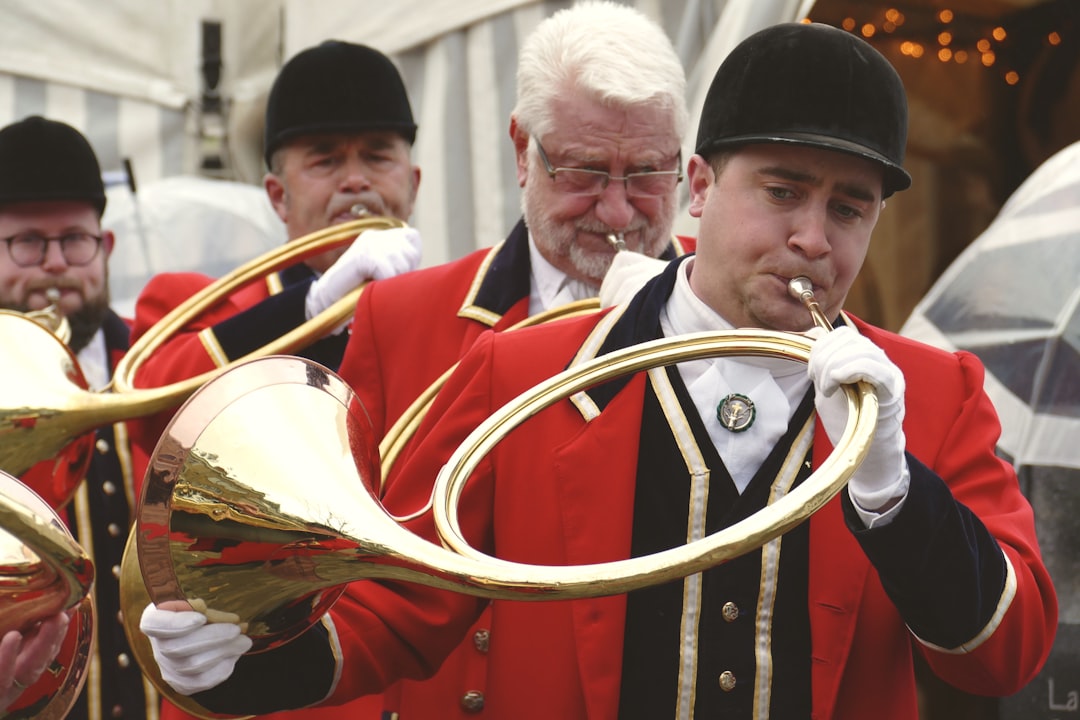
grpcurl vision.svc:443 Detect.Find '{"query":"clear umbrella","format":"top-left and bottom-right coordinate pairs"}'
top-left (102, 175), bottom-right (286, 317)
top-left (902, 139), bottom-right (1080, 718)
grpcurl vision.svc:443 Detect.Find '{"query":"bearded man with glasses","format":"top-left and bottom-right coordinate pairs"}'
top-left (0, 121), bottom-right (117, 358)
top-left (0, 115), bottom-right (158, 720)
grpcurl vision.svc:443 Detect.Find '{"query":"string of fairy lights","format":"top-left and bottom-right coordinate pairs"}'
top-left (809, 3), bottom-right (1075, 87)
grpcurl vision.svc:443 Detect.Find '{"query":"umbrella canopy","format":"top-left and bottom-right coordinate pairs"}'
top-left (102, 175), bottom-right (286, 317)
top-left (902, 139), bottom-right (1080, 473)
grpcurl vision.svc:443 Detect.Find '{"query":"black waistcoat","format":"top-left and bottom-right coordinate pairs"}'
top-left (618, 366), bottom-right (814, 719)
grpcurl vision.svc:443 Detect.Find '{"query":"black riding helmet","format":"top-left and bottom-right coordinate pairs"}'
top-left (263, 40), bottom-right (417, 168)
top-left (0, 116), bottom-right (106, 215)
top-left (695, 22), bottom-right (911, 197)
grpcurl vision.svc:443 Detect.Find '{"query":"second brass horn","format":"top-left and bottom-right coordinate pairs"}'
top-left (122, 325), bottom-right (875, 660)
top-left (0, 216), bottom-right (404, 505)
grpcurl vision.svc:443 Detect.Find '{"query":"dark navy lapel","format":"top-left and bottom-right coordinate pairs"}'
top-left (101, 309), bottom-right (130, 354)
top-left (467, 217), bottom-right (533, 318)
top-left (276, 263), bottom-right (317, 290)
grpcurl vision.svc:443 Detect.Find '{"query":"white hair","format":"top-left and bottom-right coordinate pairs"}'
top-left (512, 1), bottom-right (688, 140)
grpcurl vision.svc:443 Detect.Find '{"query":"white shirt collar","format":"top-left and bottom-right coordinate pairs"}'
top-left (76, 328), bottom-right (110, 391)
top-left (527, 232), bottom-right (598, 316)
top-left (658, 258), bottom-right (813, 493)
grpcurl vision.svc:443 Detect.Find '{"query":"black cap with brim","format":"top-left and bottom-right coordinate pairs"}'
top-left (0, 116), bottom-right (106, 215)
top-left (264, 41), bottom-right (417, 167)
top-left (695, 23), bottom-right (912, 196)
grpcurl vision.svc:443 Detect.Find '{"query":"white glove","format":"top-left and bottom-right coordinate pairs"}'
top-left (599, 252), bottom-right (668, 308)
top-left (305, 226), bottom-right (422, 323)
top-left (807, 326), bottom-right (909, 513)
top-left (140, 603), bottom-right (252, 696)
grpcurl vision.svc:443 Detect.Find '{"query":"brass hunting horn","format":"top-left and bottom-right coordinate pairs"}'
top-left (119, 278), bottom-right (876, 714)
top-left (0, 471), bottom-right (94, 719)
top-left (0, 215), bottom-right (404, 508)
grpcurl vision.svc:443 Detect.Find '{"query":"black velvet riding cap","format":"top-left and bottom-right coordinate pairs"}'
top-left (263, 40), bottom-right (417, 166)
top-left (695, 22), bottom-right (912, 196)
top-left (0, 116), bottom-right (106, 215)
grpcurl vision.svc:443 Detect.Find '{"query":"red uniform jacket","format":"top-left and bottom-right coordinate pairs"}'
top-left (197, 257), bottom-right (1055, 719)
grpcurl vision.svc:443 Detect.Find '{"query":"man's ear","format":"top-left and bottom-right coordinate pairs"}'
top-left (686, 155), bottom-right (715, 219)
top-left (264, 172), bottom-right (288, 222)
top-left (509, 116), bottom-right (530, 188)
top-left (100, 229), bottom-right (116, 257)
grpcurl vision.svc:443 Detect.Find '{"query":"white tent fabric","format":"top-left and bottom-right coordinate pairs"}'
top-left (1, 0), bottom-right (809, 308)
top-left (0, 0), bottom-right (281, 183)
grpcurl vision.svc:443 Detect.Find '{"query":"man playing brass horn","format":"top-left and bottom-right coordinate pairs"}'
top-left (141, 22), bottom-right (1057, 719)
top-left (141, 5), bottom-right (693, 718)
top-left (0, 116), bottom-right (156, 719)
top-left (126, 39), bottom-right (423, 496)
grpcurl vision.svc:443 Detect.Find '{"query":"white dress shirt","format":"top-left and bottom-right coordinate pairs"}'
top-left (527, 234), bottom-right (598, 316)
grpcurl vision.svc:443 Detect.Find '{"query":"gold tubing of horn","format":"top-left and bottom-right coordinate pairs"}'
top-left (113, 215), bottom-right (406, 396)
top-left (432, 329), bottom-right (877, 595)
top-left (0, 217), bottom-right (405, 484)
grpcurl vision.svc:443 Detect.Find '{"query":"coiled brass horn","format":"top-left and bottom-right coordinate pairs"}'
top-left (120, 279), bottom-right (876, 714)
top-left (0, 216), bottom-right (405, 508)
top-left (0, 471), bottom-right (94, 719)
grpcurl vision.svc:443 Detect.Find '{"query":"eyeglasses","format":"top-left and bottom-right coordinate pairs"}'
top-left (535, 141), bottom-right (682, 199)
top-left (2, 232), bottom-right (103, 267)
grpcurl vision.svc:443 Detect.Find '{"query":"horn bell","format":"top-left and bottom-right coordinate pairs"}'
top-left (0, 471), bottom-right (94, 719)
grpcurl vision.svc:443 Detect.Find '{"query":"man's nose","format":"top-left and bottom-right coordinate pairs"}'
top-left (40, 239), bottom-right (70, 271)
top-left (592, 180), bottom-right (636, 231)
top-left (788, 207), bottom-right (831, 258)
top-left (340, 158), bottom-right (374, 191)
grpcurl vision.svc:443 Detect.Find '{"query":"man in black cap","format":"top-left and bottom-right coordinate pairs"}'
top-left (128, 39), bottom-right (421, 390)
top-left (0, 115), bottom-right (157, 719)
top-left (128, 39), bottom-right (423, 720)
top-left (140, 22), bottom-right (1056, 718)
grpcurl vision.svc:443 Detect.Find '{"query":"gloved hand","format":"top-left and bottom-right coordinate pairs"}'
top-left (807, 326), bottom-right (910, 512)
top-left (599, 252), bottom-right (668, 308)
top-left (305, 226), bottom-right (422, 325)
top-left (0, 612), bottom-right (70, 712)
top-left (140, 603), bottom-right (252, 696)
